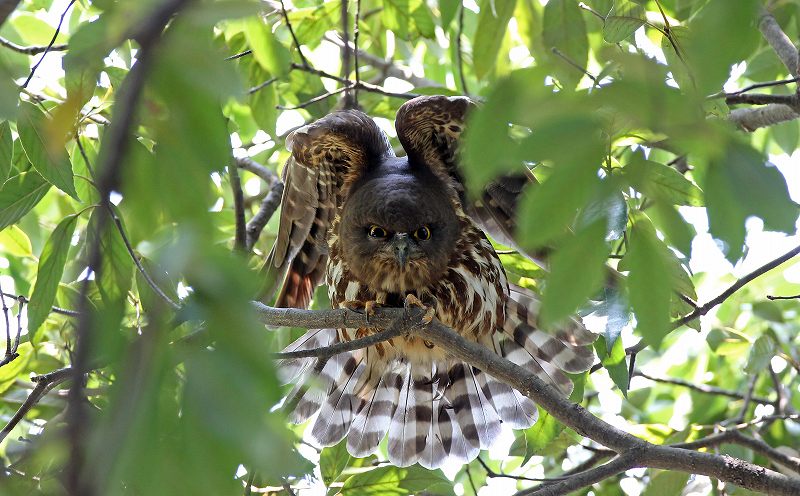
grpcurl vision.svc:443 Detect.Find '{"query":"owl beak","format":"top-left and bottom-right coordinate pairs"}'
top-left (392, 233), bottom-right (410, 267)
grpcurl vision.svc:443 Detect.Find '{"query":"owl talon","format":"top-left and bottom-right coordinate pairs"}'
top-left (404, 294), bottom-right (435, 324)
top-left (342, 300), bottom-right (378, 326)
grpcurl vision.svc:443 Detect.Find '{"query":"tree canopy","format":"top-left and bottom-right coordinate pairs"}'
top-left (0, 0), bottom-right (799, 495)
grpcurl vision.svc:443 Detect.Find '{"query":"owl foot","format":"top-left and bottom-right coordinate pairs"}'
top-left (342, 300), bottom-right (378, 326)
top-left (404, 294), bottom-right (436, 325)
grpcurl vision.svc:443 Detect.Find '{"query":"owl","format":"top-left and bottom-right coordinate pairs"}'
top-left (264, 96), bottom-right (596, 469)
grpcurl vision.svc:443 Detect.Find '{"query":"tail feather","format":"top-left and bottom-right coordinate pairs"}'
top-left (509, 284), bottom-right (597, 346)
top-left (481, 372), bottom-right (538, 429)
top-left (466, 367), bottom-right (502, 449)
top-left (287, 352), bottom-right (349, 424)
top-left (278, 328), bottom-right (337, 385)
top-left (347, 365), bottom-right (404, 458)
top-left (387, 365), bottom-right (422, 467)
top-left (501, 338), bottom-right (574, 396)
top-left (437, 405), bottom-right (478, 464)
top-left (419, 368), bottom-right (447, 470)
top-left (311, 355), bottom-right (365, 445)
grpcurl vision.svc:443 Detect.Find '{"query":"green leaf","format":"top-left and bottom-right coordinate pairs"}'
top-left (411, 0), bottom-right (436, 38)
top-left (0, 343), bottom-right (31, 394)
top-left (703, 141), bottom-right (798, 262)
top-left (744, 334), bottom-right (776, 374)
top-left (642, 470), bottom-right (690, 496)
top-left (27, 215), bottom-right (79, 343)
top-left (686, 0), bottom-right (760, 95)
top-left (523, 408), bottom-right (564, 464)
top-left (473, 0), bottom-right (516, 79)
top-left (596, 335), bottom-right (629, 396)
top-left (339, 466), bottom-right (455, 495)
top-left (648, 202), bottom-right (695, 257)
top-left (626, 220), bottom-right (672, 348)
top-left (244, 18), bottom-right (291, 77)
top-left (517, 159), bottom-right (601, 249)
top-left (603, 1), bottom-right (646, 43)
top-left (542, 0), bottom-right (588, 89)
top-left (320, 441), bottom-right (351, 486)
top-left (439, 0), bottom-right (459, 28)
top-left (0, 170), bottom-right (52, 230)
top-left (17, 103), bottom-right (78, 200)
top-left (771, 119), bottom-right (800, 156)
top-left (0, 225), bottom-right (33, 257)
top-left (0, 120), bottom-right (12, 182)
top-left (541, 220), bottom-right (610, 327)
top-left (752, 301), bottom-right (784, 323)
top-left (89, 208), bottom-right (134, 305)
top-left (625, 156), bottom-right (704, 206)
top-left (384, 0), bottom-right (411, 39)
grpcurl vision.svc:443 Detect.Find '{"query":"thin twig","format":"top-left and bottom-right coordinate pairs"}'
top-left (246, 179), bottom-right (283, 251)
top-left (0, 367), bottom-right (74, 444)
top-left (290, 63), bottom-right (419, 100)
top-left (249, 76), bottom-right (279, 94)
top-left (226, 49), bottom-right (251, 61)
top-left (230, 164), bottom-right (247, 252)
top-left (477, 456), bottom-right (566, 483)
top-left (279, 0), bottom-right (309, 68)
top-left (75, 136), bottom-right (181, 311)
top-left (340, 0), bottom-right (355, 109)
top-left (273, 320), bottom-right (408, 360)
top-left (551, 47), bottom-right (597, 84)
top-left (0, 36), bottom-right (68, 55)
top-left (633, 371), bottom-right (773, 405)
top-left (517, 454), bottom-right (637, 496)
top-left (457, 3), bottom-right (469, 95)
top-left (276, 86), bottom-right (350, 110)
top-left (1, 292), bottom-right (80, 316)
top-left (22, 0), bottom-right (76, 88)
top-left (628, 243), bottom-right (800, 354)
top-left (1, 281), bottom-right (10, 359)
top-left (67, 1), bottom-right (192, 493)
top-left (353, 0), bottom-right (361, 97)
top-left (767, 293), bottom-right (800, 300)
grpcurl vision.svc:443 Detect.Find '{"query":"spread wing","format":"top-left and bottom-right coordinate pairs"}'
top-left (260, 110), bottom-right (394, 308)
top-left (394, 95), bottom-right (547, 262)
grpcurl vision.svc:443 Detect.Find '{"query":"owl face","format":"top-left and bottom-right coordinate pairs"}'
top-left (340, 161), bottom-right (460, 292)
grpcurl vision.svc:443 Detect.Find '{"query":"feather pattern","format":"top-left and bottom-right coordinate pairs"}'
top-left (270, 96), bottom-right (597, 469)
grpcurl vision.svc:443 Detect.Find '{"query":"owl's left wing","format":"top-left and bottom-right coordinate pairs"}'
top-left (260, 110), bottom-right (394, 308)
top-left (395, 95), bottom-right (543, 259)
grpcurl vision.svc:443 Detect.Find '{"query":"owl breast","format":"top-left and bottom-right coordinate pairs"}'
top-left (326, 215), bottom-right (508, 365)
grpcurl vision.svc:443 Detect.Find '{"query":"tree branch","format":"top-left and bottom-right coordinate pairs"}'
top-left (729, 103), bottom-right (800, 131)
top-left (21, 0), bottom-right (75, 88)
top-left (246, 179), bottom-right (284, 251)
top-left (0, 367), bottom-right (73, 445)
top-left (0, 36), bottom-right (68, 54)
top-left (253, 303), bottom-right (800, 495)
top-left (229, 163), bottom-right (247, 252)
top-left (758, 6), bottom-right (799, 78)
top-left (518, 453), bottom-right (637, 496)
top-left (633, 371), bottom-right (773, 405)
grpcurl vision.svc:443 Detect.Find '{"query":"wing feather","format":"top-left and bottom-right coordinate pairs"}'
top-left (260, 110), bottom-right (394, 307)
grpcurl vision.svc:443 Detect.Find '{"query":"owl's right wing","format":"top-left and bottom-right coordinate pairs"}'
top-left (260, 110), bottom-right (394, 308)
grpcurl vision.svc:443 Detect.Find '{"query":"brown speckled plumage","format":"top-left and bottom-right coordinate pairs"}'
top-left (266, 96), bottom-right (596, 469)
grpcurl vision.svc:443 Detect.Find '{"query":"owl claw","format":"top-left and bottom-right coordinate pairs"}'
top-left (342, 300), bottom-right (378, 326)
top-left (404, 294), bottom-right (435, 324)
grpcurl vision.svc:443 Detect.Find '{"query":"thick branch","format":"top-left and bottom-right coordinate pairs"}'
top-left (729, 104), bottom-right (800, 131)
top-left (758, 6), bottom-right (799, 78)
top-left (255, 303), bottom-right (800, 494)
top-left (0, 36), bottom-right (68, 54)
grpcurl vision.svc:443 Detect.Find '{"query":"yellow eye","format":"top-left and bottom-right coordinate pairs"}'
top-left (368, 225), bottom-right (388, 238)
top-left (414, 226), bottom-right (431, 241)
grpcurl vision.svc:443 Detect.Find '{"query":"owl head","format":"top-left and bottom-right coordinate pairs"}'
top-left (339, 157), bottom-right (461, 293)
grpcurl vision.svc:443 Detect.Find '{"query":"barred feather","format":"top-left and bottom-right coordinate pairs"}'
top-left (347, 365), bottom-right (404, 457)
top-left (311, 355), bottom-right (365, 445)
top-left (387, 366), bottom-right (422, 467)
top-left (278, 328), bottom-right (337, 385)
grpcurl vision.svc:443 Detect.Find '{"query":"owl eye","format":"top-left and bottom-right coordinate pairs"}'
top-left (414, 226), bottom-right (432, 241)
top-left (368, 225), bottom-right (388, 238)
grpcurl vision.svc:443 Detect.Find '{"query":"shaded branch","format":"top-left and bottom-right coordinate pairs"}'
top-left (22, 0), bottom-right (75, 88)
top-left (0, 36), bottom-right (68, 54)
top-left (279, 0), bottom-right (309, 68)
top-left (730, 103), bottom-right (800, 131)
top-left (517, 453), bottom-right (637, 496)
top-left (634, 371), bottom-right (773, 405)
top-left (0, 367), bottom-right (73, 445)
top-left (457, 3), bottom-right (468, 95)
top-left (253, 303), bottom-right (800, 495)
top-left (758, 6), bottom-right (799, 78)
top-left (1, 292), bottom-right (80, 317)
top-left (726, 92), bottom-right (800, 107)
top-left (230, 163), bottom-right (247, 252)
top-left (246, 179), bottom-right (284, 251)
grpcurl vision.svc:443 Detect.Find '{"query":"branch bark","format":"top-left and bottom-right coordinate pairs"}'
top-left (252, 303), bottom-right (800, 495)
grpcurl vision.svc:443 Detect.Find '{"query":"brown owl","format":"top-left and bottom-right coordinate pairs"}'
top-left (265, 96), bottom-right (596, 469)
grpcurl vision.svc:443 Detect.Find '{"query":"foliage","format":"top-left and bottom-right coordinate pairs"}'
top-left (0, 0), bottom-right (799, 495)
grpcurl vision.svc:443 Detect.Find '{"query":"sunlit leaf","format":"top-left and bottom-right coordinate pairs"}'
top-left (320, 440), bottom-right (351, 486)
top-left (0, 170), bottom-right (51, 230)
top-left (541, 219), bottom-right (610, 327)
top-left (0, 120), bottom-right (12, 182)
top-left (744, 334), bottom-right (777, 374)
top-left (542, 0), bottom-right (588, 89)
top-left (473, 0), bottom-right (516, 79)
top-left (244, 17), bottom-right (291, 77)
top-left (596, 335), bottom-right (629, 396)
top-left (27, 214), bottom-right (79, 343)
top-left (17, 103), bottom-right (78, 200)
top-left (0, 224), bottom-right (33, 257)
top-left (339, 465), bottom-right (455, 495)
top-left (603, 1), bottom-right (646, 43)
top-left (626, 220), bottom-right (672, 348)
